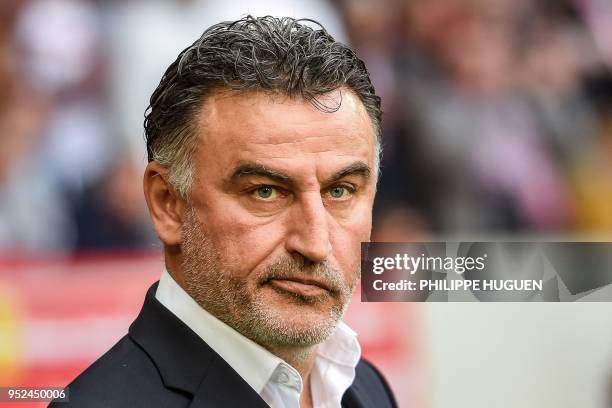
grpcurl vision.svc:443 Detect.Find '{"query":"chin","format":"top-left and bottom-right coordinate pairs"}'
top-left (262, 289), bottom-right (343, 327)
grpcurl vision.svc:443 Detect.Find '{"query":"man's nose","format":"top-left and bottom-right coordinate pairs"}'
top-left (284, 192), bottom-right (332, 263)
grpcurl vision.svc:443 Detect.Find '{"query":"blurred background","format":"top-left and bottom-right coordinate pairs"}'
top-left (1, 0), bottom-right (611, 407)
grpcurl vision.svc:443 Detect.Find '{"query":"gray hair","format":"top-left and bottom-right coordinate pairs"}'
top-left (144, 16), bottom-right (382, 198)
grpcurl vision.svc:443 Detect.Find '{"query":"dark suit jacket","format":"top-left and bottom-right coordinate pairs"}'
top-left (50, 282), bottom-right (397, 408)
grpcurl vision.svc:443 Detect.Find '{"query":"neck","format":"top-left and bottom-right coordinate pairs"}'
top-left (271, 345), bottom-right (317, 378)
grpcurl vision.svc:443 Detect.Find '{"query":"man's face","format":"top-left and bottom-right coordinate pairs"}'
top-left (180, 89), bottom-right (377, 349)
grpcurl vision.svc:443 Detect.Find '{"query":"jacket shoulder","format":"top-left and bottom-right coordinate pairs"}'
top-left (49, 335), bottom-right (188, 408)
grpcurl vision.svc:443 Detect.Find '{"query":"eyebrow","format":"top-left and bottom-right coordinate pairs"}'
top-left (230, 163), bottom-right (293, 185)
top-left (229, 161), bottom-right (371, 187)
top-left (324, 161), bottom-right (371, 185)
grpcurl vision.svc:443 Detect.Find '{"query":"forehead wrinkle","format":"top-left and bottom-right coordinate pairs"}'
top-left (247, 133), bottom-right (366, 149)
top-left (242, 132), bottom-right (372, 161)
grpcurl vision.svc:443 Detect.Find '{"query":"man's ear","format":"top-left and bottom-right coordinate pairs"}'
top-left (143, 161), bottom-right (185, 246)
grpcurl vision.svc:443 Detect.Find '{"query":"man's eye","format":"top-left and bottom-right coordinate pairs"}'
top-left (328, 186), bottom-right (348, 199)
top-left (253, 186), bottom-right (278, 199)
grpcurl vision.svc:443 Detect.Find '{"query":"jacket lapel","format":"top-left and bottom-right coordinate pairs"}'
top-left (129, 282), bottom-right (268, 408)
top-left (189, 355), bottom-right (268, 408)
top-left (341, 379), bottom-right (375, 408)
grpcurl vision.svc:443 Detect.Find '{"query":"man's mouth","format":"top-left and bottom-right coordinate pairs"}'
top-left (267, 277), bottom-right (331, 297)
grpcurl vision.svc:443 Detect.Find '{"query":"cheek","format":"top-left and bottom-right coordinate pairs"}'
top-left (202, 207), bottom-right (287, 278)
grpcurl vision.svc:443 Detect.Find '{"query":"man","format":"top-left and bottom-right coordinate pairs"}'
top-left (52, 16), bottom-right (396, 408)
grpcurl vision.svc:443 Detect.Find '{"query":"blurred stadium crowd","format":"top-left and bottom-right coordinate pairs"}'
top-left (1, 0), bottom-right (611, 255)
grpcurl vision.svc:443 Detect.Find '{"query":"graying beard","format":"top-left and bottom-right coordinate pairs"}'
top-left (180, 209), bottom-right (354, 350)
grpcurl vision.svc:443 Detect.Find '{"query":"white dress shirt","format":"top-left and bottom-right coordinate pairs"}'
top-left (155, 269), bottom-right (361, 408)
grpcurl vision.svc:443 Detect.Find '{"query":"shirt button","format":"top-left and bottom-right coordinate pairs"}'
top-left (278, 371), bottom-right (289, 384)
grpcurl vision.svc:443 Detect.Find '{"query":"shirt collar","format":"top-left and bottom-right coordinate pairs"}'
top-left (317, 320), bottom-right (361, 368)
